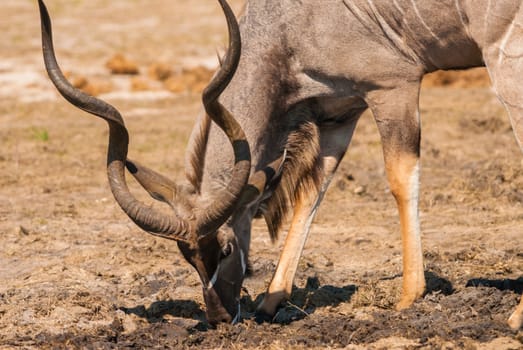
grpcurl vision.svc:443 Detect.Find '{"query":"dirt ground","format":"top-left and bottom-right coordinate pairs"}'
top-left (1, 1), bottom-right (523, 349)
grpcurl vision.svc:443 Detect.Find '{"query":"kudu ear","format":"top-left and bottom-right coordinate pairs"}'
top-left (238, 150), bottom-right (286, 209)
top-left (125, 160), bottom-right (178, 205)
top-left (262, 149), bottom-right (286, 196)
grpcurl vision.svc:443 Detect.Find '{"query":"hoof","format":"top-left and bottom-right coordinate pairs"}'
top-left (254, 309), bottom-right (274, 324)
top-left (508, 312), bottom-right (522, 330)
top-left (396, 296), bottom-right (416, 311)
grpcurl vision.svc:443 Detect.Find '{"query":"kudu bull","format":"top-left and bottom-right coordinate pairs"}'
top-left (39, 0), bottom-right (522, 328)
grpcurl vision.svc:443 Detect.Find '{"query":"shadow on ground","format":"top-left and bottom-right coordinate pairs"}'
top-left (14, 276), bottom-right (521, 349)
top-left (242, 276), bottom-right (357, 324)
top-left (466, 277), bottom-right (523, 294)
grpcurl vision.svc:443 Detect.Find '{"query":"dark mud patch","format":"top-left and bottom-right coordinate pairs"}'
top-left (424, 270), bottom-right (455, 296)
top-left (246, 276), bottom-right (357, 324)
top-left (10, 285), bottom-right (521, 349)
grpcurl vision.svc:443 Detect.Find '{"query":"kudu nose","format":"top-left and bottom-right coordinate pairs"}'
top-left (208, 311), bottom-right (232, 326)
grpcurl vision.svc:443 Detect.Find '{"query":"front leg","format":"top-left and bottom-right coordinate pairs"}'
top-left (368, 84), bottom-right (425, 309)
top-left (256, 182), bottom-right (324, 317)
top-left (257, 115), bottom-right (360, 318)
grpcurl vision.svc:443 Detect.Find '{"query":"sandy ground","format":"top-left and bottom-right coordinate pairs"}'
top-left (1, 1), bottom-right (522, 349)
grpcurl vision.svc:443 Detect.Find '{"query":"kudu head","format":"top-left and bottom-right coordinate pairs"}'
top-left (38, 0), bottom-right (256, 325)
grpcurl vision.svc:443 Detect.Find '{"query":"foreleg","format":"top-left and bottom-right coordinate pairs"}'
top-left (368, 84), bottom-right (425, 309)
top-left (257, 116), bottom-right (360, 318)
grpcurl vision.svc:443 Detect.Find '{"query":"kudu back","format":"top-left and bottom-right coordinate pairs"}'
top-left (40, 0), bottom-right (523, 329)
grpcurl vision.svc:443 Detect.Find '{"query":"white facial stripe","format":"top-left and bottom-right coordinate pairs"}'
top-left (240, 249), bottom-right (246, 274)
top-left (207, 264), bottom-right (220, 290)
top-left (231, 303), bottom-right (241, 324)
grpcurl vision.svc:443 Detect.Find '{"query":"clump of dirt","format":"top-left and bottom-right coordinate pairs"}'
top-left (164, 66), bottom-right (214, 94)
top-left (70, 59), bottom-right (214, 95)
top-left (422, 67), bottom-right (491, 88)
top-left (59, 57), bottom-right (214, 96)
top-left (146, 62), bottom-right (215, 93)
top-left (66, 72), bottom-right (113, 96)
top-left (130, 76), bottom-right (151, 92)
top-left (24, 284), bottom-right (520, 349)
top-left (106, 53), bottom-right (140, 75)
top-left (148, 62), bottom-right (173, 81)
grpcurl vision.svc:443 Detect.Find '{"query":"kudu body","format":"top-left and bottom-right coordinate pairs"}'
top-left (40, 0), bottom-right (523, 329)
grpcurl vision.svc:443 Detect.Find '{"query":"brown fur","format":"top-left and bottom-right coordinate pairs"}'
top-left (186, 104), bottom-right (322, 241)
top-left (185, 114), bottom-right (211, 193)
top-left (260, 108), bottom-right (321, 241)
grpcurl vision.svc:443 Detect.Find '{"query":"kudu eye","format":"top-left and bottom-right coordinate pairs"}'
top-left (220, 242), bottom-right (233, 259)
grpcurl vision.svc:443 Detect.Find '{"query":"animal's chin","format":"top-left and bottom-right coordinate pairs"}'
top-left (205, 304), bottom-right (240, 325)
top-left (203, 287), bottom-right (240, 325)
top-left (207, 303), bottom-right (241, 325)
top-left (206, 309), bottom-right (232, 325)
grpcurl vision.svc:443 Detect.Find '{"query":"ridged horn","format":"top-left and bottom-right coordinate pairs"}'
top-left (38, 0), bottom-right (193, 242)
top-left (197, 0), bottom-right (251, 236)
